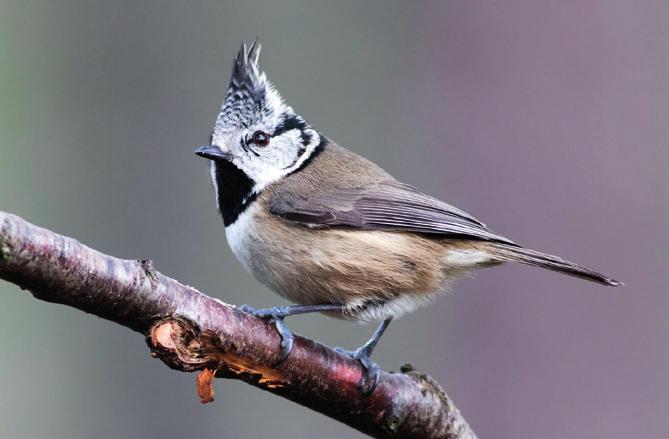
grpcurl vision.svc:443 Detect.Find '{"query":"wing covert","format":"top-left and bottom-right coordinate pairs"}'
top-left (269, 181), bottom-right (517, 245)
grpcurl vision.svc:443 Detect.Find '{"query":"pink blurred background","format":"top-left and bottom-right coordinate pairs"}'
top-left (1, 1), bottom-right (667, 437)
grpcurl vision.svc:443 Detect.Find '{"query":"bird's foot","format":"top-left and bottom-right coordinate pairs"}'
top-left (335, 345), bottom-right (381, 396)
top-left (239, 304), bottom-right (294, 363)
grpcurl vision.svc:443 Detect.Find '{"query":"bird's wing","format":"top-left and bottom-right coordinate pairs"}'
top-left (269, 180), bottom-right (517, 245)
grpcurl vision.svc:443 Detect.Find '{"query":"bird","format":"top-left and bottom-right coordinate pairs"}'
top-left (194, 41), bottom-right (622, 394)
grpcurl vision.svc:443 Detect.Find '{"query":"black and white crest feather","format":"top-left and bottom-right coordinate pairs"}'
top-left (216, 41), bottom-right (281, 132)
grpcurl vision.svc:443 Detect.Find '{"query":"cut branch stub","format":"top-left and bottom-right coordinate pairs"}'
top-left (149, 317), bottom-right (290, 389)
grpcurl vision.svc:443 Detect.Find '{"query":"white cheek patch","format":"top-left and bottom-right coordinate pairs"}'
top-left (249, 131), bottom-right (300, 177)
top-left (242, 129), bottom-right (320, 194)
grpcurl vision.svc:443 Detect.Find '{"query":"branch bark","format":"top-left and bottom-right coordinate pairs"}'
top-left (0, 211), bottom-right (477, 439)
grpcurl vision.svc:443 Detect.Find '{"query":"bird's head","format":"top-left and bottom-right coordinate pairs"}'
top-left (195, 41), bottom-right (323, 193)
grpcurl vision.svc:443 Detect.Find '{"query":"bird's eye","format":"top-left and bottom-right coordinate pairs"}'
top-left (251, 131), bottom-right (270, 147)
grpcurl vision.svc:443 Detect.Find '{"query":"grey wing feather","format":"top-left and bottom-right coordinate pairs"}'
top-left (269, 180), bottom-right (517, 245)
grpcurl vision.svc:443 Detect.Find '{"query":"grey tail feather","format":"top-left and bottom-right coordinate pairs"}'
top-left (488, 243), bottom-right (623, 287)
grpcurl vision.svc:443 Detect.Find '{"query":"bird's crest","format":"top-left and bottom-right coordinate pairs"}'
top-left (230, 40), bottom-right (263, 89)
top-left (215, 40), bottom-right (284, 132)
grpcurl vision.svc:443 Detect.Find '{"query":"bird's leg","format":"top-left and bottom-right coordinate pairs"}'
top-left (336, 317), bottom-right (393, 395)
top-left (239, 303), bottom-right (346, 363)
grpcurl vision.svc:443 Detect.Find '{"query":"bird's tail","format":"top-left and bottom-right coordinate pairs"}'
top-left (487, 243), bottom-right (622, 287)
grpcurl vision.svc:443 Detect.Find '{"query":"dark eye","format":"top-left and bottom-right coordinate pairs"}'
top-left (251, 130), bottom-right (270, 147)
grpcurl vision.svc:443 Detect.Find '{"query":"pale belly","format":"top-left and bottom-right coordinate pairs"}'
top-left (224, 204), bottom-right (493, 321)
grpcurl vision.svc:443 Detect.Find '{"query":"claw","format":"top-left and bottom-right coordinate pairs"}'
top-left (335, 346), bottom-right (381, 395)
top-left (238, 303), bottom-right (349, 366)
top-left (239, 304), bottom-right (294, 364)
top-left (239, 304), bottom-right (256, 314)
top-left (334, 318), bottom-right (391, 395)
top-left (273, 318), bottom-right (294, 362)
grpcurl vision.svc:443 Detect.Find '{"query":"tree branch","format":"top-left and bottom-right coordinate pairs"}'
top-left (0, 211), bottom-right (477, 439)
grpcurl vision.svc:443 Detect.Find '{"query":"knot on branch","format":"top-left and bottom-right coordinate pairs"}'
top-left (138, 259), bottom-right (158, 288)
top-left (0, 236), bottom-right (11, 263)
top-left (400, 362), bottom-right (449, 403)
top-left (398, 364), bottom-right (473, 439)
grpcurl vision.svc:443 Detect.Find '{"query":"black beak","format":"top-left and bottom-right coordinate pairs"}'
top-left (194, 145), bottom-right (232, 161)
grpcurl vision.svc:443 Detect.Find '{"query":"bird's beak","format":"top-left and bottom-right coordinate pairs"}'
top-left (194, 145), bottom-right (233, 161)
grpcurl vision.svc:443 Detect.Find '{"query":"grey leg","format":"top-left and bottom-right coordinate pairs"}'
top-left (240, 303), bottom-right (346, 363)
top-left (336, 317), bottom-right (393, 395)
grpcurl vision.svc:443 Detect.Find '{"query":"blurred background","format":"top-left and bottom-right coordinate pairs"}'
top-left (1, 1), bottom-right (667, 438)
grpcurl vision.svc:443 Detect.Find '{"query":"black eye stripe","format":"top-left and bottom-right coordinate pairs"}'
top-left (273, 113), bottom-right (314, 148)
top-left (273, 114), bottom-right (308, 137)
top-left (300, 129), bottom-right (312, 147)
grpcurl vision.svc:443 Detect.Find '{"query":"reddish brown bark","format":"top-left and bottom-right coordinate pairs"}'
top-left (0, 211), bottom-right (477, 439)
